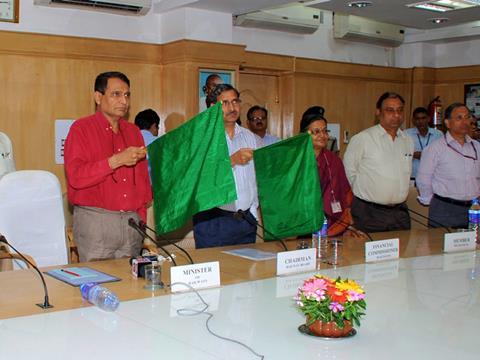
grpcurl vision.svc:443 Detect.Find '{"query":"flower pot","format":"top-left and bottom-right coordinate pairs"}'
top-left (307, 319), bottom-right (353, 338)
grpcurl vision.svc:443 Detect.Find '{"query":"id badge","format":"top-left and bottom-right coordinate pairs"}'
top-left (331, 201), bottom-right (342, 214)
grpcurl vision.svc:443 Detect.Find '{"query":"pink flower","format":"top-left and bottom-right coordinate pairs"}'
top-left (346, 290), bottom-right (365, 302)
top-left (301, 278), bottom-right (329, 298)
top-left (328, 302), bottom-right (344, 313)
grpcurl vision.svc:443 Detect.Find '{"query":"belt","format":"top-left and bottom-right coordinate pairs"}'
top-left (354, 196), bottom-right (405, 209)
top-left (193, 207), bottom-right (250, 224)
top-left (433, 194), bottom-right (471, 207)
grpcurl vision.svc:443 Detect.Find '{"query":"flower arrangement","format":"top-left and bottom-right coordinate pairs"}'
top-left (294, 275), bottom-right (366, 330)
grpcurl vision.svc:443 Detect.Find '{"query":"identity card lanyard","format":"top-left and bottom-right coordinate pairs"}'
top-left (417, 133), bottom-right (431, 150)
top-left (323, 153), bottom-right (342, 214)
top-left (444, 135), bottom-right (478, 161)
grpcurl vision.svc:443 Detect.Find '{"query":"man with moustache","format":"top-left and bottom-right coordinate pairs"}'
top-left (246, 105), bottom-right (279, 147)
top-left (405, 107), bottom-right (442, 181)
top-left (193, 84), bottom-right (261, 248)
top-left (64, 71), bottom-right (152, 262)
top-left (344, 92), bottom-right (414, 232)
top-left (417, 103), bottom-right (480, 228)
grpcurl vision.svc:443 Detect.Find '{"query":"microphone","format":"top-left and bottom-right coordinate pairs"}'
top-left (128, 218), bottom-right (177, 266)
top-left (0, 234), bottom-right (53, 309)
top-left (326, 214), bottom-right (374, 242)
top-left (234, 210), bottom-right (289, 251)
top-left (138, 220), bottom-right (194, 264)
top-left (407, 208), bottom-right (451, 233)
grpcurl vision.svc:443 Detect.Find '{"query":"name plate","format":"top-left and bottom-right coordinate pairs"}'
top-left (443, 231), bottom-right (476, 253)
top-left (170, 261), bottom-right (220, 293)
top-left (365, 238), bottom-right (399, 263)
top-left (276, 248), bottom-right (316, 276)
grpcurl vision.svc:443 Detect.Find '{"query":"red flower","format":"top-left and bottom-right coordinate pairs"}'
top-left (327, 286), bottom-right (348, 303)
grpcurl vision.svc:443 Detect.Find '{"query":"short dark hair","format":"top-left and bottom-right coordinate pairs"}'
top-left (209, 84), bottom-right (240, 106)
top-left (247, 106), bottom-right (268, 121)
top-left (444, 102), bottom-right (469, 120)
top-left (135, 109), bottom-right (160, 130)
top-left (376, 92), bottom-right (405, 109)
top-left (300, 109), bottom-right (327, 133)
top-left (413, 107), bottom-right (429, 117)
top-left (302, 106), bottom-right (325, 119)
top-left (94, 71), bottom-right (130, 94)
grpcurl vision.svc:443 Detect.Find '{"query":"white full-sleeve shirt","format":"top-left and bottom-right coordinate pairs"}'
top-left (343, 124), bottom-right (413, 205)
top-left (220, 124), bottom-right (261, 219)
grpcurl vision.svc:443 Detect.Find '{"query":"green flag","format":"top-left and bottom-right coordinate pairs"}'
top-left (253, 133), bottom-right (323, 240)
top-left (148, 103), bottom-right (236, 234)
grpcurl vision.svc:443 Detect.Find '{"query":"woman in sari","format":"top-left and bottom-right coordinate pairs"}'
top-left (300, 110), bottom-right (363, 237)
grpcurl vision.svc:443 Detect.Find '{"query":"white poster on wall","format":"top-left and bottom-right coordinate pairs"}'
top-left (327, 123), bottom-right (341, 151)
top-left (55, 119), bottom-right (74, 164)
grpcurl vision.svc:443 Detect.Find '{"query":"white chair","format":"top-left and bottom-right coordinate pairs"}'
top-left (0, 170), bottom-right (68, 267)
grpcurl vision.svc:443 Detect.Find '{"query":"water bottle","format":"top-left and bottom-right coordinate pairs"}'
top-left (312, 217), bottom-right (328, 259)
top-left (80, 282), bottom-right (120, 312)
top-left (468, 199), bottom-right (480, 243)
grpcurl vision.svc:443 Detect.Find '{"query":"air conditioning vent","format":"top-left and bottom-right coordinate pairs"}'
top-left (234, 5), bottom-right (322, 34)
top-left (34, 0), bottom-right (152, 15)
top-left (334, 13), bottom-right (405, 47)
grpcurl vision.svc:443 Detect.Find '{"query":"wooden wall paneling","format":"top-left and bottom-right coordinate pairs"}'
top-left (238, 72), bottom-right (282, 138)
top-left (0, 31), bottom-right (164, 191)
top-left (279, 73), bottom-right (295, 139)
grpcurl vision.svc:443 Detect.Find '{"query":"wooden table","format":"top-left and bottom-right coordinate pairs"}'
top-left (0, 228), bottom-right (447, 319)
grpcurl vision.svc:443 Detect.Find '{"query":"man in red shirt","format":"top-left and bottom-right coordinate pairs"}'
top-left (64, 72), bottom-right (152, 262)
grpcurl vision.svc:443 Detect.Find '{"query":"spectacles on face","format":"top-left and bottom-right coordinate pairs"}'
top-left (383, 107), bottom-right (404, 115)
top-left (248, 116), bottom-right (266, 122)
top-left (107, 90), bottom-right (131, 100)
top-left (221, 98), bottom-right (242, 107)
top-left (450, 113), bottom-right (473, 121)
top-left (308, 128), bottom-right (329, 136)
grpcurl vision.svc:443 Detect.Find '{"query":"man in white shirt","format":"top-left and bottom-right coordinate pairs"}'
top-left (0, 132), bottom-right (16, 180)
top-left (193, 84), bottom-right (260, 248)
top-left (246, 105), bottom-right (280, 147)
top-left (344, 92), bottom-right (414, 233)
top-left (404, 107), bottom-right (442, 180)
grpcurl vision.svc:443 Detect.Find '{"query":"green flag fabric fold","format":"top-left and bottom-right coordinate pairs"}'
top-left (253, 133), bottom-right (323, 240)
top-left (148, 103), bottom-right (237, 234)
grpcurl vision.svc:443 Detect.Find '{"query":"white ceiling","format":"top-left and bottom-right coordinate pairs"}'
top-left (154, 0), bottom-right (480, 30)
top-left (305, 0), bottom-right (480, 29)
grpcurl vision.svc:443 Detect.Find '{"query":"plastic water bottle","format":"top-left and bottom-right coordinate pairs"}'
top-left (80, 282), bottom-right (120, 312)
top-left (312, 217), bottom-right (328, 259)
top-left (468, 199), bottom-right (480, 243)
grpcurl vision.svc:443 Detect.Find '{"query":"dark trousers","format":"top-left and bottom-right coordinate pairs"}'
top-left (351, 196), bottom-right (411, 233)
top-left (429, 196), bottom-right (469, 229)
top-left (193, 208), bottom-right (257, 249)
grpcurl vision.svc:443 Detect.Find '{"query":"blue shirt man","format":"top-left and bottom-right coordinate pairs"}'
top-left (134, 109), bottom-right (161, 177)
top-left (404, 107), bottom-right (442, 179)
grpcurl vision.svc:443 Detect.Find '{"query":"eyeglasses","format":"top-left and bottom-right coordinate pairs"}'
top-left (450, 114), bottom-right (473, 121)
top-left (107, 90), bottom-right (131, 100)
top-left (308, 128), bottom-right (330, 136)
top-left (221, 99), bottom-right (241, 107)
top-left (248, 116), bottom-right (266, 122)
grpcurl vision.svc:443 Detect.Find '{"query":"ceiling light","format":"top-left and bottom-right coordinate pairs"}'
top-left (407, 1), bottom-right (479, 12)
top-left (347, 1), bottom-right (373, 8)
top-left (429, 17), bottom-right (449, 23)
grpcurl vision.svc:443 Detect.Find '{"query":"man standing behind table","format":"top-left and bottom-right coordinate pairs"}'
top-left (417, 103), bottom-right (480, 228)
top-left (135, 109), bottom-right (161, 146)
top-left (193, 84), bottom-right (261, 249)
top-left (246, 105), bottom-right (279, 147)
top-left (405, 107), bottom-right (443, 181)
top-left (64, 71), bottom-right (152, 262)
top-left (343, 92), bottom-right (414, 233)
